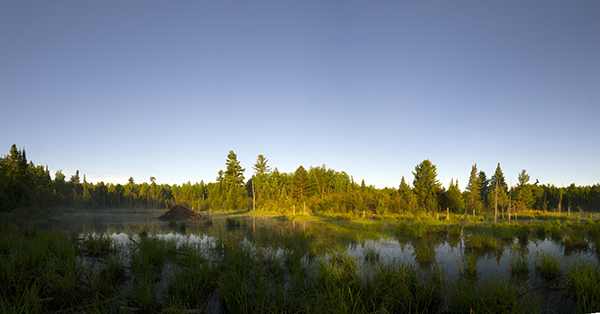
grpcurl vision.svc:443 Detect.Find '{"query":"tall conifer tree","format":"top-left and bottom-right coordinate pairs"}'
top-left (412, 159), bottom-right (441, 212)
top-left (490, 163), bottom-right (507, 193)
top-left (465, 164), bottom-right (482, 216)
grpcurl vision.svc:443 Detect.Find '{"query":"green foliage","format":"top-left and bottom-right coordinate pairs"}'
top-left (535, 252), bottom-right (562, 282)
top-left (465, 164), bottom-right (483, 215)
top-left (292, 165), bottom-right (313, 199)
top-left (443, 179), bottom-right (465, 213)
top-left (448, 277), bottom-right (535, 313)
top-left (567, 262), bottom-right (600, 314)
top-left (412, 159), bottom-right (441, 212)
top-left (509, 253), bottom-right (529, 277)
top-left (2, 144), bottom-right (600, 217)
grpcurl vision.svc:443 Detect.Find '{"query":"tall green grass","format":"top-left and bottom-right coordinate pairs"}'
top-left (2, 213), bottom-right (599, 313)
top-left (566, 261), bottom-right (600, 314)
top-left (535, 252), bottom-right (562, 282)
top-left (447, 276), bottom-right (537, 313)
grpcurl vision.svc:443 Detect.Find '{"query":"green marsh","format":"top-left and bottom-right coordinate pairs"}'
top-left (2, 211), bottom-right (600, 313)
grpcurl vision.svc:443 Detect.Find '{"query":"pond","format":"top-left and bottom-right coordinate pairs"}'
top-left (33, 210), bottom-right (600, 313)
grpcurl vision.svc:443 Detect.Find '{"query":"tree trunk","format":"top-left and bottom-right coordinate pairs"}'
top-left (252, 180), bottom-right (256, 211)
top-left (494, 182), bottom-right (498, 223)
top-left (508, 187), bottom-right (512, 223)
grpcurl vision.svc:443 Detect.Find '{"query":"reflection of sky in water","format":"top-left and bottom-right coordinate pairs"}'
top-left (337, 236), bottom-right (596, 280)
top-left (64, 212), bottom-right (598, 281)
top-left (95, 230), bottom-right (598, 280)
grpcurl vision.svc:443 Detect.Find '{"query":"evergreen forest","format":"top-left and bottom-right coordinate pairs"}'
top-left (1, 144), bottom-right (599, 216)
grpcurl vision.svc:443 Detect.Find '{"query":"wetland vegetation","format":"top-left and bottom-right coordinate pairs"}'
top-left (2, 210), bottom-right (600, 313)
top-left (2, 144), bottom-right (600, 312)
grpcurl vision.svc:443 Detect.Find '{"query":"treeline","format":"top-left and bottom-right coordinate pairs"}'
top-left (1, 144), bottom-right (599, 214)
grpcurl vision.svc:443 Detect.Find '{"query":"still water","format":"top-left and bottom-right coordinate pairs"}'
top-left (40, 210), bottom-right (599, 281)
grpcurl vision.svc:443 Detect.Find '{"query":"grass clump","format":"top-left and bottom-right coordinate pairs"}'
top-left (566, 262), bottom-right (600, 314)
top-left (362, 243), bottom-right (380, 263)
top-left (509, 253), bottom-right (530, 277)
top-left (447, 276), bottom-right (536, 313)
top-left (367, 262), bottom-right (443, 313)
top-left (81, 232), bottom-right (112, 256)
top-left (458, 253), bottom-right (479, 280)
top-left (535, 252), bottom-right (562, 282)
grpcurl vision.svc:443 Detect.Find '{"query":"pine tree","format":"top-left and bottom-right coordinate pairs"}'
top-left (490, 163), bottom-right (507, 193)
top-left (478, 171), bottom-right (490, 209)
top-left (412, 159), bottom-right (441, 212)
top-left (222, 151), bottom-right (247, 210)
top-left (128, 177), bottom-right (135, 209)
top-left (292, 165), bottom-right (311, 199)
top-left (443, 179), bottom-right (465, 213)
top-left (252, 154), bottom-right (271, 175)
top-left (251, 154), bottom-right (271, 210)
top-left (224, 151), bottom-right (245, 188)
top-left (465, 164), bottom-right (482, 216)
top-left (516, 169), bottom-right (533, 209)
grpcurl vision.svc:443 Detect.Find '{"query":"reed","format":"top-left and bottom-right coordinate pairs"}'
top-left (508, 253), bottom-right (529, 277)
top-left (362, 242), bottom-right (380, 263)
top-left (366, 262), bottom-right (443, 313)
top-left (535, 252), bottom-right (562, 282)
top-left (447, 276), bottom-right (537, 313)
top-left (566, 261), bottom-right (600, 314)
top-left (459, 253), bottom-right (479, 280)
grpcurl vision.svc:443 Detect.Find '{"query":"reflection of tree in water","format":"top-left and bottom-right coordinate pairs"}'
top-left (411, 234), bottom-right (446, 269)
top-left (510, 239), bottom-right (530, 256)
top-left (446, 225), bottom-right (462, 249)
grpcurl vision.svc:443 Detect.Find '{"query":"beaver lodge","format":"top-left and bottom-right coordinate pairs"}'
top-left (158, 205), bottom-right (207, 221)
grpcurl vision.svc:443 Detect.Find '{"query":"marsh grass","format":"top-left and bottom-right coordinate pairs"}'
top-left (535, 252), bottom-right (562, 282)
top-left (517, 224), bottom-right (531, 244)
top-left (458, 253), bottom-right (479, 280)
top-left (362, 243), bottom-right (380, 263)
top-left (566, 261), bottom-right (600, 314)
top-left (81, 231), bottom-right (112, 256)
top-left (447, 276), bottom-right (537, 314)
top-left (178, 221), bottom-right (186, 233)
top-left (2, 212), bottom-right (599, 313)
top-left (509, 253), bottom-right (530, 277)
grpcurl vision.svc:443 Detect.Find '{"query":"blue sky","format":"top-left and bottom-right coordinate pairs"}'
top-left (1, 1), bottom-right (599, 190)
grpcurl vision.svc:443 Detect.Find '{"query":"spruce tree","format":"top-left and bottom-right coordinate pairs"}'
top-left (292, 165), bottom-right (310, 199)
top-left (252, 154), bottom-right (271, 175)
top-left (444, 179), bottom-right (465, 213)
top-left (412, 159), bottom-right (441, 212)
top-left (478, 171), bottom-right (490, 209)
top-left (398, 176), bottom-right (416, 213)
top-left (490, 163), bottom-right (507, 193)
top-left (465, 164), bottom-right (482, 216)
top-left (516, 169), bottom-right (533, 209)
top-left (224, 151), bottom-right (245, 188)
top-left (223, 150), bottom-right (247, 210)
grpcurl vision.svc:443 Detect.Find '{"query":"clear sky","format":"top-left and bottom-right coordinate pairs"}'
top-left (1, 1), bottom-right (599, 190)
